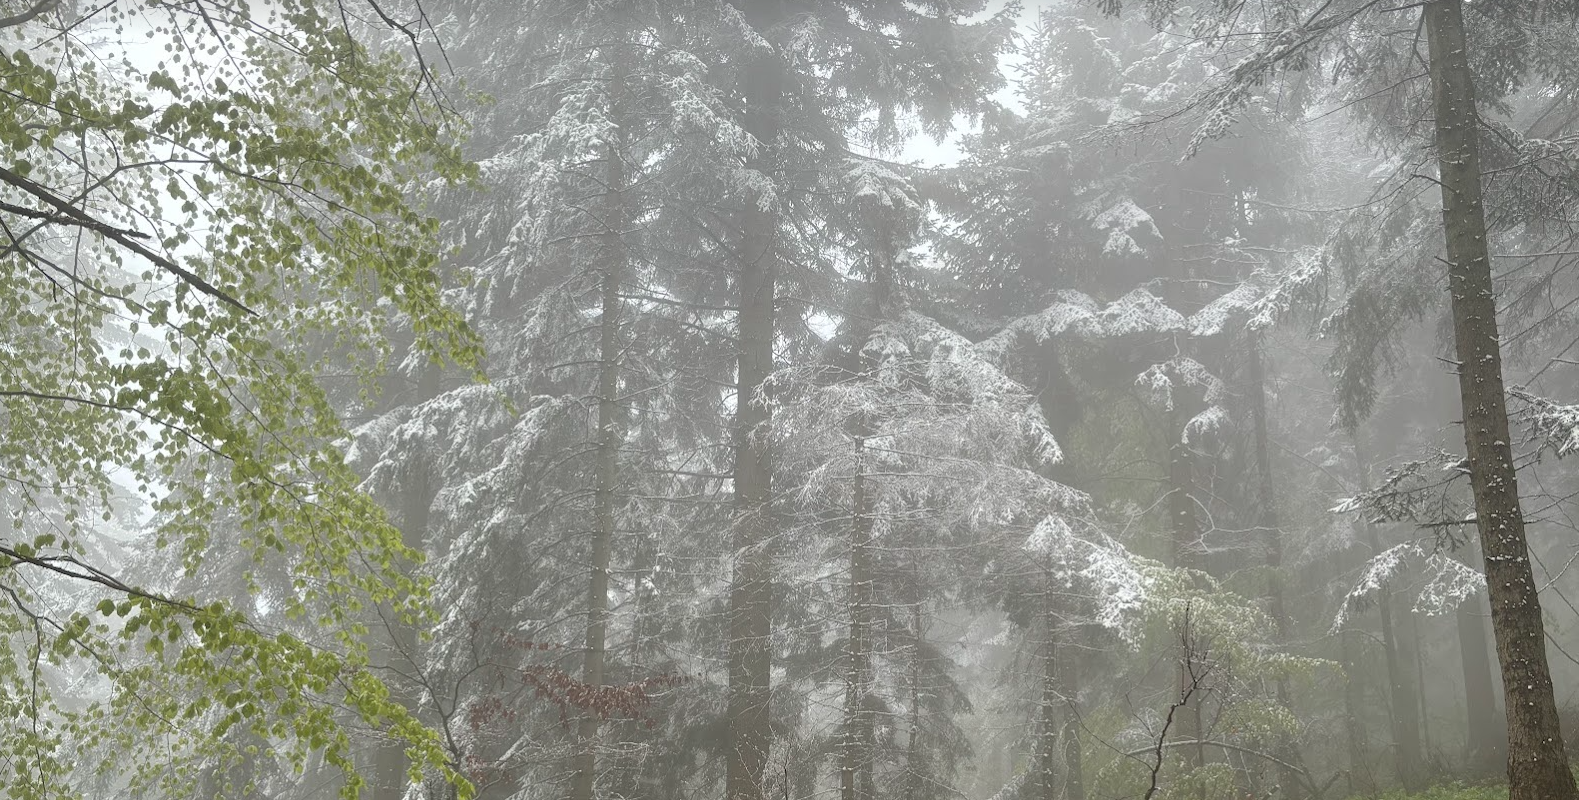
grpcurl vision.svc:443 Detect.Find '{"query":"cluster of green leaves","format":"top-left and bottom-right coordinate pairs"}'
top-left (0, 1), bottom-right (482, 797)
top-left (1075, 563), bottom-right (1328, 799)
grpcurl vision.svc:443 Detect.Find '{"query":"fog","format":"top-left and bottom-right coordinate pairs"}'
top-left (4, 2), bottom-right (1579, 800)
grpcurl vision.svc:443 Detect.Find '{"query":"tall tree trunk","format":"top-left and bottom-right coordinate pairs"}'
top-left (1457, 582), bottom-right (1503, 773)
top-left (1353, 437), bottom-right (1423, 794)
top-left (569, 133), bottom-right (628, 800)
top-left (1033, 612), bottom-right (1060, 800)
top-left (1059, 628), bottom-right (1085, 800)
top-left (1341, 627), bottom-right (1374, 795)
top-left (1423, 4), bottom-right (1578, 798)
top-left (1247, 333), bottom-right (1304, 799)
top-left (840, 436), bottom-right (875, 800)
top-left (725, 8), bottom-right (784, 796)
top-left (903, 586), bottom-right (927, 800)
top-left (1411, 614), bottom-right (1431, 755)
top-left (1032, 341), bottom-right (1084, 800)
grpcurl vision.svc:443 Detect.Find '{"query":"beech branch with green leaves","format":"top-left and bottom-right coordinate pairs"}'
top-left (0, 1), bottom-right (480, 798)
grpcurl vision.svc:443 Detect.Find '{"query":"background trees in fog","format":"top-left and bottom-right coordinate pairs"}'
top-left (7, 1), bottom-right (1579, 800)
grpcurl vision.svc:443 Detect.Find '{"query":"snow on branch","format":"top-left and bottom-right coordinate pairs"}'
top-left (1091, 287), bottom-right (1187, 337)
top-left (1511, 389), bottom-right (1579, 458)
top-left (1187, 248), bottom-right (1326, 337)
top-left (770, 310), bottom-right (1089, 538)
top-left (1135, 358), bottom-right (1224, 413)
top-left (1328, 451), bottom-right (1472, 535)
top-left (1331, 542), bottom-right (1485, 631)
top-left (982, 286), bottom-right (1187, 354)
top-left (1094, 198), bottom-right (1162, 256)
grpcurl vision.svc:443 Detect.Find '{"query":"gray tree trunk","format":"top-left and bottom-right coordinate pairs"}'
top-left (569, 130), bottom-right (629, 800)
top-left (373, 363), bottom-right (442, 800)
top-left (725, 6), bottom-right (785, 797)
top-left (840, 436), bottom-right (875, 800)
top-left (1247, 334), bottom-right (1304, 799)
top-left (1340, 628), bottom-right (1374, 795)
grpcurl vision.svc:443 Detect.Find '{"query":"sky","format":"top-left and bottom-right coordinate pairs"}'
top-left (894, 0), bottom-right (1037, 168)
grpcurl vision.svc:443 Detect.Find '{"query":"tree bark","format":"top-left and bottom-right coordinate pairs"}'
top-left (569, 132), bottom-right (629, 800)
top-left (725, 7), bottom-right (785, 797)
top-left (1423, 3), bottom-right (1578, 798)
top-left (1411, 614), bottom-right (1431, 755)
top-left (1031, 342), bottom-right (1084, 800)
top-left (903, 587), bottom-right (927, 800)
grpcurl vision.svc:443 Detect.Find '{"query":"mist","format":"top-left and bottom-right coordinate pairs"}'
top-left (4, 2), bottom-right (1579, 800)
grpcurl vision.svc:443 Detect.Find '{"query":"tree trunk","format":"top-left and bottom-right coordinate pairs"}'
top-left (1353, 437), bottom-right (1423, 793)
top-left (1456, 582), bottom-right (1503, 773)
top-left (1423, 4), bottom-right (1578, 798)
top-left (1341, 627), bottom-right (1374, 795)
top-left (1411, 613), bottom-right (1431, 755)
top-left (725, 8), bottom-right (784, 796)
top-left (1247, 334), bottom-right (1304, 799)
top-left (1031, 342), bottom-right (1084, 800)
top-left (1376, 578), bottom-right (1423, 793)
top-left (1034, 612), bottom-right (1060, 800)
top-left (840, 436), bottom-right (875, 800)
top-left (903, 588), bottom-right (927, 800)
top-left (569, 133), bottom-right (628, 800)
top-left (1058, 628), bottom-right (1085, 800)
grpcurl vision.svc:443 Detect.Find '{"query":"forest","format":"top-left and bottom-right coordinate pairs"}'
top-left (4, 1), bottom-right (1579, 800)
